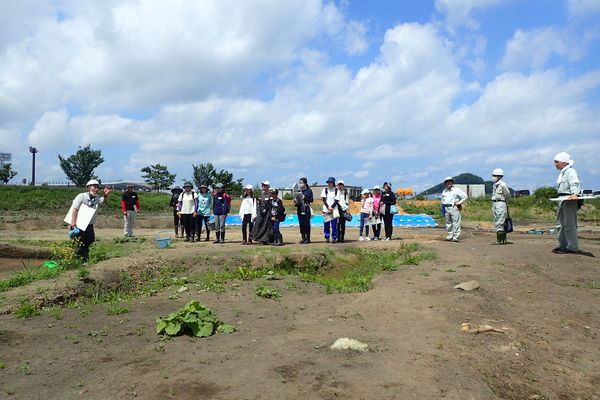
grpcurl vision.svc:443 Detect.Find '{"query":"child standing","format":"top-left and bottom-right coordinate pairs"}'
top-left (268, 189), bottom-right (285, 246)
top-left (359, 189), bottom-right (374, 241)
top-left (239, 184), bottom-right (257, 244)
top-left (196, 184), bottom-right (212, 242)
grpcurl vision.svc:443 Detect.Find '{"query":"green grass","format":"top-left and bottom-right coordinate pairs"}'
top-left (0, 266), bottom-right (61, 292)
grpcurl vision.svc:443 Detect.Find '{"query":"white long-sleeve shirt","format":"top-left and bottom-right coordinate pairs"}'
top-left (441, 186), bottom-right (468, 206)
top-left (239, 197), bottom-right (257, 218)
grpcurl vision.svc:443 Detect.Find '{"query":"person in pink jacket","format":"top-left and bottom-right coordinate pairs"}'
top-left (371, 185), bottom-right (382, 240)
top-left (359, 189), bottom-right (374, 241)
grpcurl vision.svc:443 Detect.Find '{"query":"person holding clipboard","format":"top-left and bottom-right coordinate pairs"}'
top-left (68, 179), bottom-right (111, 260)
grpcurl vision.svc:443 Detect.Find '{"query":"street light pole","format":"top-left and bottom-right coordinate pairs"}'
top-left (29, 146), bottom-right (38, 186)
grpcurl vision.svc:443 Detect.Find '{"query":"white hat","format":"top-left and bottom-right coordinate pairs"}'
top-left (373, 185), bottom-right (381, 190)
top-left (261, 180), bottom-right (270, 186)
top-left (86, 179), bottom-right (100, 187)
top-left (337, 180), bottom-right (345, 185)
top-left (443, 176), bottom-right (454, 182)
top-left (361, 189), bottom-right (370, 195)
top-left (244, 184), bottom-right (253, 190)
top-left (554, 152), bottom-right (573, 165)
top-left (492, 168), bottom-right (504, 176)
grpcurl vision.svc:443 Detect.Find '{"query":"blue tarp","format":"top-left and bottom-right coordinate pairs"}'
top-left (213, 214), bottom-right (437, 228)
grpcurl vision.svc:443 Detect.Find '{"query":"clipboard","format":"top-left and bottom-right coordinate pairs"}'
top-left (64, 203), bottom-right (97, 231)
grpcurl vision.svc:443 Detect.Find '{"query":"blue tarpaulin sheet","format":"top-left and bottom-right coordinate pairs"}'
top-left (213, 214), bottom-right (437, 227)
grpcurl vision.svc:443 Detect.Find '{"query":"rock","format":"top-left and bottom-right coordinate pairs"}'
top-left (453, 280), bottom-right (480, 291)
top-left (330, 338), bottom-right (369, 352)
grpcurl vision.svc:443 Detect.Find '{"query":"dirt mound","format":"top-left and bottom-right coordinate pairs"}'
top-left (0, 243), bottom-right (52, 259)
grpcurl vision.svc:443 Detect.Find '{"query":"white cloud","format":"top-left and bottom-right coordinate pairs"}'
top-left (435, 0), bottom-right (507, 29)
top-left (500, 27), bottom-right (584, 70)
top-left (567, 0), bottom-right (600, 19)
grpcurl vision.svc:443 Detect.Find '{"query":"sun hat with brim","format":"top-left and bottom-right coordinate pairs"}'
top-left (361, 189), bottom-right (370, 195)
top-left (337, 180), bottom-right (345, 185)
top-left (492, 168), bottom-right (504, 176)
top-left (326, 177), bottom-right (336, 183)
top-left (261, 180), bottom-right (270, 186)
top-left (373, 185), bottom-right (381, 190)
top-left (199, 184), bottom-right (208, 189)
top-left (86, 179), bottom-right (100, 187)
top-left (244, 184), bottom-right (253, 190)
top-left (443, 176), bottom-right (454, 182)
top-left (171, 186), bottom-right (182, 193)
top-left (183, 182), bottom-right (193, 188)
top-left (215, 183), bottom-right (224, 188)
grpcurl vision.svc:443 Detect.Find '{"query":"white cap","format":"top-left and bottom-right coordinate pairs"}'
top-left (337, 180), bottom-right (345, 185)
top-left (373, 185), bottom-right (381, 190)
top-left (261, 180), bottom-right (270, 186)
top-left (443, 176), bottom-right (454, 182)
top-left (86, 179), bottom-right (100, 187)
top-left (492, 168), bottom-right (504, 176)
top-left (244, 184), bottom-right (253, 190)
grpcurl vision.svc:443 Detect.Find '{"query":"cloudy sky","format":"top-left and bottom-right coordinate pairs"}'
top-left (1, 0), bottom-right (599, 192)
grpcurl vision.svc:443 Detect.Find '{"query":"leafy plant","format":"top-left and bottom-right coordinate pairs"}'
top-left (255, 286), bottom-right (281, 299)
top-left (77, 268), bottom-right (90, 280)
top-left (156, 300), bottom-right (236, 337)
top-left (15, 301), bottom-right (39, 318)
top-left (106, 305), bottom-right (128, 315)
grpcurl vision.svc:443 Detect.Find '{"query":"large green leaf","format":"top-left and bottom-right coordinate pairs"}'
top-left (197, 322), bottom-right (214, 337)
top-left (217, 324), bottom-right (236, 334)
top-left (165, 322), bottom-right (182, 336)
top-left (156, 320), bottom-right (167, 334)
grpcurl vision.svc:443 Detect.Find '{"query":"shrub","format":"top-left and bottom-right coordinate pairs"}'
top-left (156, 301), bottom-right (235, 337)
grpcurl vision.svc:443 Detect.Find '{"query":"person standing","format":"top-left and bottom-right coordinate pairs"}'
top-left (169, 186), bottom-right (183, 238)
top-left (336, 180), bottom-right (350, 243)
top-left (296, 178), bottom-right (314, 244)
top-left (121, 184), bottom-right (140, 238)
top-left (380, 182), bottom-right (397, 241)
top-left (441, 177), bottom-right (468, 242)
top-left (553, 152), bottom-right (581, 254)
top-left (359, 189), bottom-right (374, 241)
top-left (212, 183), bottom-right (231, 244)
top-left (196, 184), bottom-right (212, 242)
top-left (491, 169), bottom-right (511, 245)
top-left (177, 183), bottom-right (198, 242)
top-left (69, 179), bottom-right (111, 261)
top-left (268, 189), bottom-right (286, 246)
top-left (252, 181), bottom-right (273, 244)
top-left (239, 184), bottom-right (256, 245)
top-left (371, 185), bottom-right (382, 240)
top-left (321, 177), bottom-right (339, 243)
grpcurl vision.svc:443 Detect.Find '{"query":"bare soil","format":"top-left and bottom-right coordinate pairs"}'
top-left (0, 224), bottom-right (599, 400)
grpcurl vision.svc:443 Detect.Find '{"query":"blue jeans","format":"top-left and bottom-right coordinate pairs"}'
top-left (324, 219), bottom-right (337, 239)
top-left (360, 213), bottom-right (370, 237)
top-left (271, 220), bottom-right (280, 236)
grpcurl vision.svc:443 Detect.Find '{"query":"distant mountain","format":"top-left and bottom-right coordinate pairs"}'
top-left (419, 173), bottom-right (513, 196)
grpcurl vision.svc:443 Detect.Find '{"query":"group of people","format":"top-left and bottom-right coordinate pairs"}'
top-left (67, 151), bottom-right (586, 260)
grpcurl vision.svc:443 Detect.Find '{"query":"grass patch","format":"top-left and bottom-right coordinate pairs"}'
top-left (15, 301), bottom-right (40, 318)
top-left (255, 286), bottom-right (281, 299)
top-left (0, 265), bottom-right (60, 292)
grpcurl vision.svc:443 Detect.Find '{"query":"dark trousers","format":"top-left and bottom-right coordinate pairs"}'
top-left (383, 213), bottom-right (394, 238)
top-left (242, 214), bottom-right (254, 236)
top-left (172, 208), bottom-right (180, 226)
top-left (373, 222), bottom-right (381, 239)
top-left (181, 214), bottom-right (194, 239)
top-left (74, 224), bottom-right (95, 261)
top-left (195, 215), bottom-right (210, 237)
top-left (271, 220), bottom-right (280, 236)
top-left (298, 214), bottom-right (311, 235)
top-left (338, 217), bottom-right (346, 240)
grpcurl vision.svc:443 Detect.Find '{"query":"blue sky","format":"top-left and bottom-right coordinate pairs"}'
top-left (1, 0), bottom-right (599, 192)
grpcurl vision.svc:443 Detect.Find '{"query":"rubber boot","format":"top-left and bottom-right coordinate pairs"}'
top-left (213, 232), bottom-right (221, 244)
top-left (205, 230), bottom-right (210, 242)
top-left (174, 225), bottom-right (179, 238)
top-left (220, 231), bottom-right (225, 243)
top-left (499, 231), bottom-right (507, 244)
top-left (242, 230), bottom-right (247, 245)
top-left (274, 234), bottom-right (283, 246)
top-left (299, 233), bottom-right (306, 244)
top-left (305, 232), bottom-right (311, 244)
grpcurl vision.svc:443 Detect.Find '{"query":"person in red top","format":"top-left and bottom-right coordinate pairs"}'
top-left (121, 184), bottom-right (140, 237)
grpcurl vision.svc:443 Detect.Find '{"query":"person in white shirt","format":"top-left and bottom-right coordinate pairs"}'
top-left (336, 180), bottom-right (350, 243)
top-left (239, 184), bottom-right (257, 245)
top-left (321, 177), bottom-right (339, 243)
top-left (177, 182), bottom-right (198, 242)
top-left (441, 177), bottom-right (468, 242)
top-left (491, 168), bottom-right (511, 245)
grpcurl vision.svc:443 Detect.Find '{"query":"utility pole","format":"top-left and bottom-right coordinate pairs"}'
top-left (29, 146), bottom-right (38, 186)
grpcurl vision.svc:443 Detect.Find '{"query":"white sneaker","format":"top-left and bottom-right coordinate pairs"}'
top-left (365, 237), bottom-right (371, 241)
top-left (384, 237), bottom-right (391, 241)
top-left (359, 236), bottom-right (365, 241)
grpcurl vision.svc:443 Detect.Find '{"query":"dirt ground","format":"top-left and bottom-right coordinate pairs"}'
top-left (0, 223), bottom-right (599, 400)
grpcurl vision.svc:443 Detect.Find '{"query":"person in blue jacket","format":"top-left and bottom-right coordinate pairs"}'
top-left (212, 183), bottom-right (231, 244)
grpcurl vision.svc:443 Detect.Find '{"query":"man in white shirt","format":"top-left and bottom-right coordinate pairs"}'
top-left (553, 152), bottom-right (580, 254)
top-left (441, 177), bottom-right (468, 242)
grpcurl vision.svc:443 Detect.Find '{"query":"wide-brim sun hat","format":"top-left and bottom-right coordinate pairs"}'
top-left (183, 182), bottom-right (193, 188)
top-left (199, 184), bottom-right (208, 189)
top-left (361, 189), bottom-right (370, 195)
top-left (443, 176), bottom-right (454, 183)
top-left (337, 180), bottom-right (345, 185)
top-left (244, 184), bottom-right (253, 190)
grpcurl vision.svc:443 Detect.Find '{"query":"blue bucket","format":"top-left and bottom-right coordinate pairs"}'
top-left (155, 231), bottom-right (172, 249)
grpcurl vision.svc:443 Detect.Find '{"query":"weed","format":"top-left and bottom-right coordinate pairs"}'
top-left (0, 265), bottom-right (61, 292)
top-left (524, 374), bottom-right (538, 382)
top-left (15, 301), bottom-right (39, 318)
top-left (445, 269), bottom-right (456, 273)
top-left (4, 388), bottom-right (15, 395)
top-left (106, 305), bottom-right (129, 315)
top-left (21, 363), bottom-right (30, 374)
top-left (88, 327), bottom-right (108, 337)
top-left (70, 335), bottom-right (80, 344)
top-left (75, 381), bottom-right (85, 388)
top-left (0, 363), bottom-right (5, 369)
top-left (420, 272), bottom-right (430, 277)
top-left (457, 264), bottom-right (471, 268)
top-left (49, 307), bottom-right (63, 320)
top-left (588, 281), bottom-right (599, 289)
top-left (77, 268), bottom-right (90, 280)
top-left (286, 282), bottom-right (298, 289)
top-left (256, 286), bottom-right (281, 299)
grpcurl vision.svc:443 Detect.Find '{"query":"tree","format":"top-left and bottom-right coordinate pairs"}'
top-left (191, 163), bottom-right (243, 194)
top-left (58, 145), bottom-right (104, 187)
top-left (141, 164), bottom-right (176, 191)
top-left (0, 163), bottom-right (17, 184)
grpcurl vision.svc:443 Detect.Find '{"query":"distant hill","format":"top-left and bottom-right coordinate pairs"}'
top-left (419, 173), bottom-right (513, 196)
